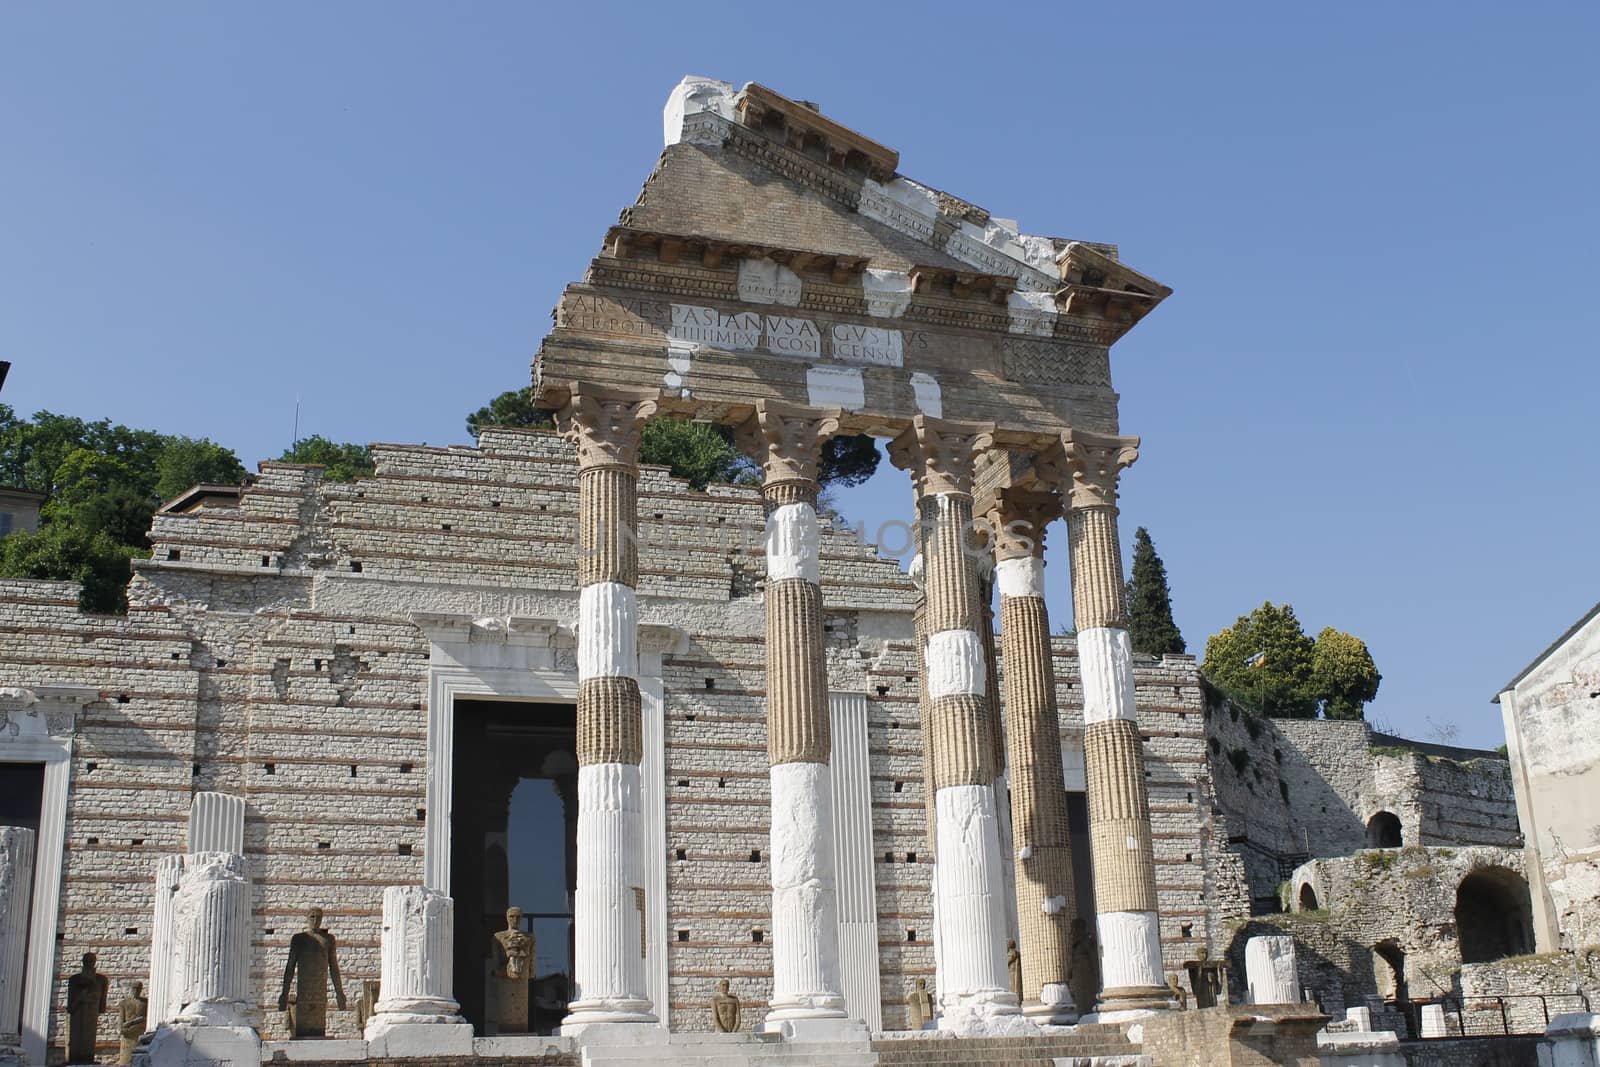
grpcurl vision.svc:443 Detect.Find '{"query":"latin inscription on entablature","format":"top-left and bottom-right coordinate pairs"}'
top-left (561, 293), bottom-right (929, 368)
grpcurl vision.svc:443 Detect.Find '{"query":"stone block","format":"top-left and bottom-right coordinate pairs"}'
top-left (1540, 1013), bottom-right (1600, 1067)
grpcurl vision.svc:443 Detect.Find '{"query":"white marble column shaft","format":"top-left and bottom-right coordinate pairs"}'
top-left (0, 827), bottom-right (36, 1052)
top-left (147, 855), bottom-right (184, 1027)
top-left (375, 887), bottom-right (459, 1018)
top-left (172, 852), bottom-right (252, 1027)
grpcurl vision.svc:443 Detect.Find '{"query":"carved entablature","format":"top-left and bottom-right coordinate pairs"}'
top-left (556, 385), bottom-right (660, 470)
top-left (1054, 242), bottom-right (1172, 339)
top-left (602, 228), bottom-right (871, 285)
top-left (735, 83), bottom-right (898, 183)
top-left (1040, 429), bottom-right (1141, 511)
top-left (733, 399), bottom-right (843, 489)
top-left (0, 685), bottom-right (96, 742)
top-left (534, 78), bottom-right (1171, 450)
top-left (888, 415), bottom-right (997, 499)
top-left (907, 266), bottom-right (1017, 304)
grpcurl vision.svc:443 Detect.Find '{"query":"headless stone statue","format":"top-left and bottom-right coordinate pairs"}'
top-left (907, 977), bottom-right (934, 1031)
top-left (491, 906), bottom-right (533, 1033)
top-left (1067, 918), bottom-right (1099, 1018)
top-left (1006, 938), bottom-right (1022, 998)
top-left (66, 953), bottom-right (109, 1064)
top-left (116, 982), bottom-right (147, 1065)
top-left (711, 979), bottom-right (740, 1033)
top-left (278, 907), bottom-right (346, 1038)
top-left (1167, 972), bottom-right (1188, 1011)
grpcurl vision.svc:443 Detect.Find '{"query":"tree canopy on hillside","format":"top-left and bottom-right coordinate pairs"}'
top-left (0, 405), bottom-right (246, 612)
top-left (1202, 601), bottom-right (1382, 719)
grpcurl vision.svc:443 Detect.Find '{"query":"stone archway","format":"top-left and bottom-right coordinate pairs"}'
top-left (1365, 811), bottom-right (1403, 848)
top-left (1298, 883), bottom-right (1320, 911)
top-left (1373, 939), bottom-right (1408, 1003)
top-left (1455, 866), bottom-right (1534, 963)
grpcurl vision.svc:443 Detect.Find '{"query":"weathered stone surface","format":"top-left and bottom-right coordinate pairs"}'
top-left (1245, 936), bottom-right (1302, 1006)
top-left (0, 827), bottom-right (34, 1056)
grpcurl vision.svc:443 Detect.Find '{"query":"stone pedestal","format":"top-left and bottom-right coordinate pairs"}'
top-left (1540, 1013), bottom-right (1600, 1067)
top-left (364, 887), bottom-right (473, 1057)
top-left (0, 828), bottom-right (36, 1064)
top-left (1245, 936), bottom-right (1302, 1006)
top-left (1419, 1003), bottom-right (1446, 1039)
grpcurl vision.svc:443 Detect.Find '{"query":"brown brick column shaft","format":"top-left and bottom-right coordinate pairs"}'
top-left (735, 400), bottom-right (850, 1025)
top-left (1047, 430), bottom-right (1172, 1017)
top-left (987, 488), bottom-right (1079, 1022)
top-left (557, 384), bottom-right (658, 1029)
top-left (888, 416), bottom-right (1022, 1027)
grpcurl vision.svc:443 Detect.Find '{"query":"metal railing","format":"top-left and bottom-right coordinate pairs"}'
top-left (1403, 992), bottom-right (1593, 1038)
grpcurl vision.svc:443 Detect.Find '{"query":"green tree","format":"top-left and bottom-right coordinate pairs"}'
top-left (1310, 627), bottom-right (1381, 720)
top-left (1125, 527), bottom-right (1185, 656)
top-left (465, 387), bottom-right (552, 440)
top-left (818, 435), bottom-right (880, 488)
top-left (639, 418), bottom-right (757, 490)
top-left (0, 520), bottom-right (144, 613)
top-left (277, 436), bottom-right (375, 482)
top-left (1201, 602), bottom-right (1318, 718)
top-left (155, 437), bottom-right (247, 500)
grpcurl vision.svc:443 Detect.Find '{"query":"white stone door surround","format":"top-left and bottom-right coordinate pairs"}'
top-left (0, 684), bottom-right (96, 1065)
top-left (412, 613), bottom-right (677, 1027)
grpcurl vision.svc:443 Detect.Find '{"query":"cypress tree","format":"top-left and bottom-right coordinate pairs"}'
top-left (1126, 527), bottom-right (1186, 655)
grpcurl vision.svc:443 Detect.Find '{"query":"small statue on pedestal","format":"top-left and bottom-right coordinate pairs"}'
top-left (1067, 917), bottom-right (1100, 1017)
top-left (116, 981), bottom-right (147, 1064)
top-left (907, 977), bottom-right (934, 1031)
top-left (1006, 938), bottom-right (1022, 998)
top-left (66, 953), bottom-right (109, 1064)
top-left (491, 906), bottom-right (533, 1034)
top-left (278, 907), bottom-right (347, 1038)
top-left (1167, 972), bottom-right (1188, 1011)
top-left (711, 979), bottom-right (740, 1032)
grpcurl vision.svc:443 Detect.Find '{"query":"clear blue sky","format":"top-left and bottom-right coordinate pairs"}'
top-left (4, 2), bottom-right (1596, 748)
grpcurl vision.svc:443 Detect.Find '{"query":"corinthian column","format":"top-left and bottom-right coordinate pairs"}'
top-left (735, 400), bottom-right (853, 1033)
top-left (558, 384), bottom-right (659, 1031)
top-left (888, 416), bottom-right (1024, 1034)
top-left (1045, 429), bottom-right (1170, 1018)
top-left (985, 488), bottom-right (1078, 1023)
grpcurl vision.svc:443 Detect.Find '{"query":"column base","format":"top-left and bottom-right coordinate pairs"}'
top-left (559, 999), bottom-right (660, 1038)
top-left (937, 990), bottom-right (1037, 1037)
top-left (364, 1017), bottom-right (475, 1058)
top-left (1022, 982), bottom-right (1079, 1026)
top-left (1084, 984), bottom-right (1177, 1023)
top-left (134, 1023), bottom-right (259, 1067)
top-left (557, 1019), bottom-right (666, 1045)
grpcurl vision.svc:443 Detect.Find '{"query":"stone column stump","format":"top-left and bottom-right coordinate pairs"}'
top-left (365, 887), bottom-right (473, 1056)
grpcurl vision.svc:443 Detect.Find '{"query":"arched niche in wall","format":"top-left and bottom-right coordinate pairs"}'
top-left (1454, 866), bottom-right (1534, 964)
top-left (1365, 810), bottom-right (1403, 849)
top-left (1298, 882), bottom-right (1320, 911)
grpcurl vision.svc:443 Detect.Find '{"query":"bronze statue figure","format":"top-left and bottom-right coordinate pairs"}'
top-left (490, 906), bottom-right (533, 1033)
top-left (1006, 938), bottom-right (1022, 998)
top-left (66, 952), bottom-right (109, 1064)
top-left (278, 907), bottom-right (346, 1038)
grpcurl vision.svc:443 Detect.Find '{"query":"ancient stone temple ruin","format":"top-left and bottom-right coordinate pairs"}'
top-left (0, 76), bottom-right (1594, 1067)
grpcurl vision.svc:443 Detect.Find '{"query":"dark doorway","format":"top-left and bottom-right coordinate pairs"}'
top-left (1366, 811), bottom-right (1402, 849)
top-left (1455, 867), bottom-right (1533, 964)
top-left (1299, 883), bottom-right (1320, 911)
top-left (1374, 939), bottom-right (1408, 1003)
top-left (0, 762), bottom-right (45, 832)
top-left (451, 699), bottom-right (578, 1035)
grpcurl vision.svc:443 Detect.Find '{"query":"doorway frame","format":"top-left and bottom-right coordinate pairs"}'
top-left (0, 684), bottom-right (95, 1066)
top-left (412, 613), bottom-right (675, 1028)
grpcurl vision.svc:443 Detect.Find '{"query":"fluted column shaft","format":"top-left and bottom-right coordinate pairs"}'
top-left (989, 490), bottom-right (1078, 1023)
top-left (173, 852), bottom-right (252, 1027)
top-left (148, 854), bottom-right (184, 1027)
top-left (0, 827), bottom-right (35, 1051)
top-left (737, 400), bottom-right (850, 1027)
top-left (375, 886), bottom-right (459, 1018)
top-left (1051, 431), bottom-right (1170, 1017)
top-left (559, 385), bottom-right (659, 1030)
top-left (889, 416), bottom-right (1019, 1030)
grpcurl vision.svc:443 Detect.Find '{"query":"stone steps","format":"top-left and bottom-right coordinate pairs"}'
top-left (583, 1036), bottom-right (876, 1067)
top-left (869, 1025), bottom-right (1142, 1067)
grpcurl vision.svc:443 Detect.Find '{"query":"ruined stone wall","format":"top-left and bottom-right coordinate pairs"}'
top-left (1, 425), bottom-right (1254, 1048)
top-left (1203, 701), bottom-right (1521, 911)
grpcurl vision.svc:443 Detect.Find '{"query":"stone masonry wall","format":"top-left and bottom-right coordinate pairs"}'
top-left (1, 426), bottom-right (1246, 1050)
